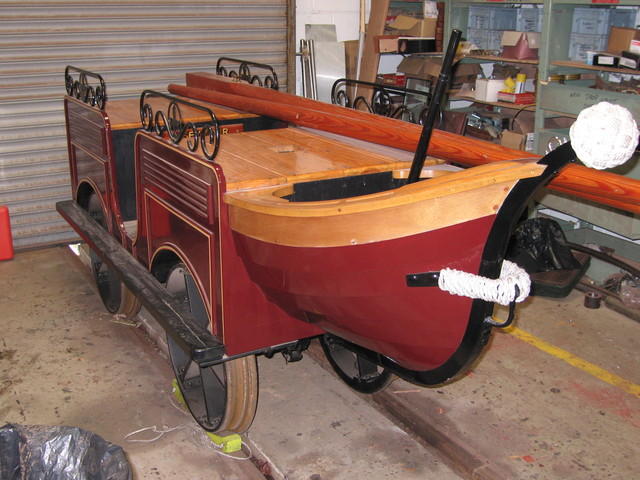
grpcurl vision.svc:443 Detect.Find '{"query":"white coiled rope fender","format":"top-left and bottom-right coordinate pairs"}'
top-left (436, 103), bottom-right (638, 307)
top-left (569, 102), bottom-right (638, 170)
top-left (438, 260), bottom-right (531, 306)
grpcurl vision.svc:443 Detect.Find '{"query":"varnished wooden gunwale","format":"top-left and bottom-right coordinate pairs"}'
top-left (170, 74), bottom-right (640, 214)
top-left (225, 159), bottom-right (544, 217)
top-left (225, 160), bottom-right (546, 247)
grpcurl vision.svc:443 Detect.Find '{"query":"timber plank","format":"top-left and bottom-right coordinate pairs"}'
top-left (169, 78), bottom-right (640, 214)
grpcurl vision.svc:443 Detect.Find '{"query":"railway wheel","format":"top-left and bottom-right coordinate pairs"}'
top-left (87, 194), bottom-right (140, 315)
top-left (165, 263), bottom-right (258, 433)
top-left (320, 335), bottom-right (393, 394)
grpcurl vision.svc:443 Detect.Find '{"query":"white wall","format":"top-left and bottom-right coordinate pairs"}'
top-left (295, 0), bottom-right (371, 95)
top-left (296, 0), bottom-right (370, 43)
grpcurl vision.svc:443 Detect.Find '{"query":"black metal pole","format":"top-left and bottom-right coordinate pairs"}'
top-left (406, 29), bottom-right (462, 184)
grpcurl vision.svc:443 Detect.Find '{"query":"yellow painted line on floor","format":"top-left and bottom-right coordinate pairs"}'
top-left (503, 325), bottom-right (640, 399)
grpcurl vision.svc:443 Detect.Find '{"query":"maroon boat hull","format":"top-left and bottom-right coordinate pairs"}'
top-left (233, 214), bottom-right (497, 372)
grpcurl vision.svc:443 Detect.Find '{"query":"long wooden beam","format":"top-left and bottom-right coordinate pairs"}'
top-left (169, 83), bottom-right (514, 166)
top-left (184, 72), bottom-right (529, 164)
top-left (169, 76), bottom-right (640, 214)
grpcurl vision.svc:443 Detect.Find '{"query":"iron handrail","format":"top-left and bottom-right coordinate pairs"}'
top-left (139, 90), bottom-right (221, 161)
top-left (215, 57), bottom-right (279, 90)
top-left (64, 66), bottom-right (107, 110)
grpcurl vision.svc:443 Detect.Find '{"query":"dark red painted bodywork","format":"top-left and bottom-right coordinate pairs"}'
top-left (61, 82), bottom-right (579, 385)
top-left (63, 90), bottom-right (500, 368)
top-left (233, 215), bottom-right (497, 371)
top-left (65, 97), bottom-right (123, 243)
top-left (65, 96), bottom-right (322, 357)
top-left (134, 132), bottom-right (323, 355)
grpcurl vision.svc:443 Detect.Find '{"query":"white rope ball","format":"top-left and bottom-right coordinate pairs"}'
top-left (569, 102), bottom-right (638, 170)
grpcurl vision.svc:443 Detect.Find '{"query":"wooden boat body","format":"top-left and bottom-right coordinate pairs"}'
top-left (224, 148), bottom-right (545, 373)
top-left (57, 65), bottom-right (636, 434)
top-left (60, 68), bottom-right (582, 386)
top-left (234, 220), bottom-right (494, 372)
top-left (149, 76), bottom-right (579, 383)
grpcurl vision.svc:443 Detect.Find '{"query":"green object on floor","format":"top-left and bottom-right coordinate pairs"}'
top-left (172, 379), bottom-right (243, 453)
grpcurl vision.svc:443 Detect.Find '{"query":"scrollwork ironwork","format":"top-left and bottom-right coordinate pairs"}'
top-left (215, 57), bottom-right (279, 90)
top-left (330, 78), bottom-right (433, 125)
top-left (64, 66), bottom-right (107, 110)
top-left (139, 90), bottom-right (221, 161)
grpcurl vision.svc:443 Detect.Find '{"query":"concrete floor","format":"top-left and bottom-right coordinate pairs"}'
top-left (357, 292), bottom-right (640, 480)
top-left (0, 247), bottom-right (463, 479)
top-left (0, 248), bottom-right (266, 479)
top-left (1, 246), bottom-right (638, 479)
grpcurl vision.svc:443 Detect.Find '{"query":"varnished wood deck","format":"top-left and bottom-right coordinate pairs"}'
top-left (214, 127), bottom-right (421, 192)
top-left (105, 94), bottom-right (433, 191)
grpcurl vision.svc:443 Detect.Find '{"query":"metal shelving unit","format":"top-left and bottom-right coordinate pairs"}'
top-left (535, 0), bottom-right (640, 155)
top-left (445, 0), bottom-right (640, 273)
top-left (445, 1), bottom-right (639, 154)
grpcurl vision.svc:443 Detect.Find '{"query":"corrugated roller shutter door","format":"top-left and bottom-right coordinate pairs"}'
top-left (0, 0), bottom-right (290, 249)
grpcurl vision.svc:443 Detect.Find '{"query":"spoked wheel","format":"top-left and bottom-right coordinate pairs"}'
top-left (87, 194), bottom-right (140, 315)
top-left (320, 335), bottom-right (393, 394)
top-left (165, 263), bottom-right (258, 434)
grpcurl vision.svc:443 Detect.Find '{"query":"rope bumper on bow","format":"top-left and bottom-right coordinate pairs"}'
top-left (406, 260), bottom-right (530, 328)
top-left (438, 260), bottom-right (530, 306)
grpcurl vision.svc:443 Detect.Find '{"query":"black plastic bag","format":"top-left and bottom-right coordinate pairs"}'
top-left (0, 424), bottom-right (131, 480)
top-left (506, 218), bottom-right (581, 273)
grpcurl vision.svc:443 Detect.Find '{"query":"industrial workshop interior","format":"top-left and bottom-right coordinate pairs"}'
top-left (1, 1), bottom-right (639, 479)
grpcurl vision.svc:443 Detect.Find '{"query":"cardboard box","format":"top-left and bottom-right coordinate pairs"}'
top-left (496, 92), bottom-right (536, 104)
top-left (387, 15), bottom-right (437, 38)
top-left (501, 130), bottom-right (525, 150)
top-left (593, 52), bottom-right (620, 68)
top-left (607, 27), bottom-right (640, 55)
top-left (501, 31), bottom-right (541, 60)
top-left (376, 36), bottom-right (400, 53)
top-left (512, 110), bottom-right (535, 136)
top-left (397, 56), bottom-right (480, 86)
top-left (379, 73), bottom-right (406, 86)
top-left (475, 78), bottom-right (505, 102)
top-left (620, 50), bottom-right (640, 70)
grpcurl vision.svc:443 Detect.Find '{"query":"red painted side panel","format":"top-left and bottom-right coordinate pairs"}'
top-left (136, 133), bottom-right (218, 325)
top-left (65, 98), bottom-right (111, 215)
top-left (64, 99), bottom-right (322, 357)
top-left (233, 215), bottom-right (497, 371)
top-left (217, 194), bottom-right (324, 356)
top-left (135, 132), bottom-right (322, 354)
top-left (64, 97), bottom-right (128, 244)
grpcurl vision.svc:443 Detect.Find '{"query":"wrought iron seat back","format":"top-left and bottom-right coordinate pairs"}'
top-left (65, 66), bottom-right (107, 110)
top-left (139, 90), bottom-right (222, 162)
top-left (330, 78), bottom-right (433, 124)
top-left (215, 57), bottom-right (279, 90)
